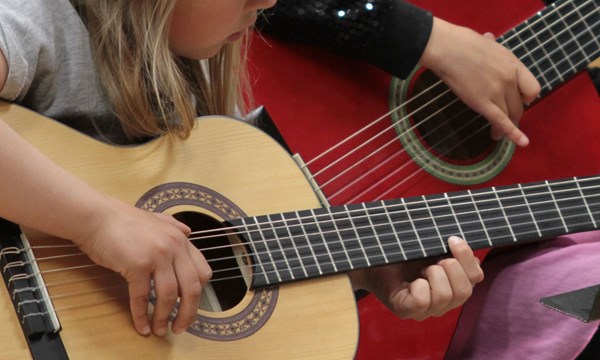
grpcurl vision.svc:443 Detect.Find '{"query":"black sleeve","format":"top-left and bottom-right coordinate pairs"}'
top-left (256, 0), bottom-right (433, 79)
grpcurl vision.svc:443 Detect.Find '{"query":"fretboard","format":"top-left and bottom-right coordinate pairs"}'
top-left (234, 175), bottom-right (600, 288)
top-left (498, 0), bottom-right (600, 96)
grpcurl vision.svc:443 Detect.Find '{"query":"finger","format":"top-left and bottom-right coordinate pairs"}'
top-left (482, 32), bottom-right (495, 40)
top-left (436, 258), bottom-right (474, 311)
top-left (505, 81), bottom-right (525, 125)
top-left (151, 264), bottom-right (179, 337)
top-left (448, 236), bottom-right (484, 284)
top-left (390, 278), bottom-right (431, 320)
top-left (128, 275), bottom-right (152, 336)
top-left (170, 255), bottom-right (203, 334)
top-left (187, 242), bottom-right (213, 283)
top-left (154, 212), bottom-right (191, 235)
top-left (517, 63), bottom-right (542, 105)
top-left (421, 265), bottom-right (453, 317)
top-left (480, 102), bottom-right (529, 147)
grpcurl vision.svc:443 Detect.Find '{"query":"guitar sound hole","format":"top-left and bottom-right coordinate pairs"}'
top-left (409, 69), bottom-right (494, 161)
top-left (173, 211), bottom-right (249, 312)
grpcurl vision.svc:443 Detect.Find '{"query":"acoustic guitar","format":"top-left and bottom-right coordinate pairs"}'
top-left (248, 0), bottom-right (600, 358)
top-left (1, 101), bottom-right (599, 359)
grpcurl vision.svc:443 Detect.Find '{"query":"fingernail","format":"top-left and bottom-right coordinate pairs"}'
top-left (142, 325), bottom-right (151, 336)
top-left (448, 236), bottom-right (463, 245)
top-left (517, 134), bottom-right (529, 147)
top-left (155, 327), bottom-right (167, 337)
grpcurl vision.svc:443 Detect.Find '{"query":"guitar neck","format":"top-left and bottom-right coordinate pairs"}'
top-left (241, 175), bottom-right (600, 288)
top-left (498, 0), bottom-right (600, 97)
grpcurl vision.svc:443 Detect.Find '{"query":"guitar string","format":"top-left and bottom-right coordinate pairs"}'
top-left (14, 1), bottom-right (596, 258)
top-left (303, 0), bottom-right (598, 200)
top-left (353, 36), bottom-right (600, 204)
top-left (6, 0), bottom-right (594, 269)
top-left (4, 0), bottom-right (596, 312)
top-left (7, 175), bottom-right (598, 260)
top-left (5, 172), bottom-right (599, 273)
top-left (324, 8), bottom-right (599, 203)
top-left (12, 192), bottom-right (600, 316)
top-left (8, 177), bottom-right (600, 307)
top-left (300, 0), bottom-right (579, 172)
top-left (302, 0), bottom-right (593, 180)
top-left (10, 11), bottom-right (596, 268)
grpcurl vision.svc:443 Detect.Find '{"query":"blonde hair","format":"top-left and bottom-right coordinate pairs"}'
top-left (73, 1), bottom-right (251, 140)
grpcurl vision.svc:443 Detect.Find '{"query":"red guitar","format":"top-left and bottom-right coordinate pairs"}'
top-left (249, 0), bottom-right (600, 358)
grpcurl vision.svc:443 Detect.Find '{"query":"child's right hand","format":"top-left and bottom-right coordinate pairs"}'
top-left (75, 198), bottom-right (212, 337)
top-left (419, 17), bottom-right (542, 147)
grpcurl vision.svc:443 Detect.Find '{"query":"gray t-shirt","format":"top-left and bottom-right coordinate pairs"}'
top-left (0, 0), bottom-right (130, 143)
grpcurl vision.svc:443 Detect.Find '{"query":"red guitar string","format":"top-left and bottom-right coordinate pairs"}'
top-left (302, 0), bottom-right (595, 203)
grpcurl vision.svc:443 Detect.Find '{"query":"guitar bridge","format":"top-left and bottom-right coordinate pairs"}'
top-left (0, 219), bottom-right (61, 338)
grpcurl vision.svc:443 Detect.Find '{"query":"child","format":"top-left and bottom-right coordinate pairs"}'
top-left (0, 0), bottom-right (490, 340)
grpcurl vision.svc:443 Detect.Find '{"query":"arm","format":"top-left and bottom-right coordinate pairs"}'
top-left (0, 52), bottom-right (210, 337)
top-left (259, 0), bottom-right (540, 146)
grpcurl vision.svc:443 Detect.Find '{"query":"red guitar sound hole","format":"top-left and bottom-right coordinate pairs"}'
top-left (407, 69), bottom-right (494, 162)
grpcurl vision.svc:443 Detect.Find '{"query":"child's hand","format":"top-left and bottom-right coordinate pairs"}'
top-left (76, 199), bottom-right (212, 337)
top-left (420, 18), bottom-right (542, 147)
top-left (350, 236), bottom-right (484, 320)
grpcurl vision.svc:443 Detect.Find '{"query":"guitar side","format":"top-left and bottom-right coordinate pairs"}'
top-left (0, 102), bottom-right (359, 359)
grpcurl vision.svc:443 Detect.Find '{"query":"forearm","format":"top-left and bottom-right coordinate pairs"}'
top-left (0, 119), bottom-right (113, 244)
top-left (257, 0), bottom-right (433, 79)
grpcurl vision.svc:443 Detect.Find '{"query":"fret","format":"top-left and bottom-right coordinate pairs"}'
top-left (537, 13), bottom-right (569, 88)
top-left (324, 207), bottom-right (355, 271)
top-left (561, 1), bottom-right (592, 63)
top-left (382, 200), bottom-right (408, 261)
top-left (244, 175), bottom-right (600, 289)
top-left (305, 209), bottom-right (338, 274)
top-left (518, 184), bottom-right (542, 237)
top-left (573, 177), bottom-right (600, 227)
top-left (268, 213), bottom-right (306, 280)
top-left (545, 181), bottom-right (570, 232)
top-left (265, 214), bottom-right (296, 280)
top-left (329, 205), bottom-right (370, 268)
top-left (422, 195), bottom-right (447, 252)
top-left (417, 194), bottom-right (462, 249)
top-left (309, 209), bottom-right (339, 273)
top-left (555, 2), bottom-right (584, 70)
top-left (444, 191), bottom-right (489, 247)
top-left (343, 203), bottom-right (381, 267)
top-left (574, 177), bottom-right (598, 228)
top-left (279, 211), bottom-right (318, 279)
top-left (495, 186), bottom-right (541, 241)
top-left (295, 209), bottom-right (327, 275)
top-left (492, 187), bottom-right (518, 242)
top-left (400, 197), bottom-right (447, 258)
top-left (501, 0), bottom-right (600, 96)
top-left (467, 187), bottom-right (514, 248)
top-left (467, 190), bottom-right (493, 246)
top-left (578, 0), bottom-right (600, 54)
top-left (362, 203), bottom-right (389, 264)
top-left (399, 198), bottom-right (427, 258)
top-left (241, 217), bottom-right (278, 286)
top-left (547, 179), bottom-right (597, 233)
top-left (519, 181), bottom-right (565, 238)
top-left (444, 193), bottom-right (467, 241)
top-left (380, 199), bottom-right (425, 260)
top-left (504, 20), bottom-right (550, 86)
top-left (251, 215), bottom-right (288, 283)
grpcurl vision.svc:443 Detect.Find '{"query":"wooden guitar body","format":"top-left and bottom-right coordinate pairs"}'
top-left (0, 102), bottom-right (359, 359)
top-left (248, 0), bottom-right (600, 358)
